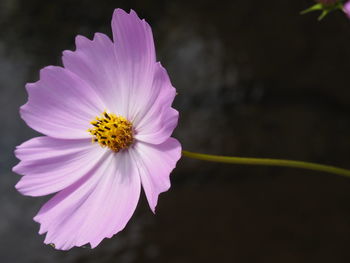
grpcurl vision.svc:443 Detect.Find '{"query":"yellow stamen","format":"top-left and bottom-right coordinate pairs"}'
top-left (88, 111), bottom-right (133, 152)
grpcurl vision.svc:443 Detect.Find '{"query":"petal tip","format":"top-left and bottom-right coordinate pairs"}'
top-left (14, 180), bottom-right (22, 190)
top-left (12, 164), bottom-right (20, 174)
top-left (93, 32), bottom-right (107, 41)
top-left (113, 8), bottom-right (128, 18)
top-left (62, 49), bottom-right (73, 58)
top-left (75, 35), bottom-right (91, 48)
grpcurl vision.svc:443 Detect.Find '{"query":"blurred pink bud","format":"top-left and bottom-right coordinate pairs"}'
top-left (344, 1), bottom-right (350, 18)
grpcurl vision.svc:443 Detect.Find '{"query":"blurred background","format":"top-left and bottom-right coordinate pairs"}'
top-left (1, 0), bottom-right (350, 262)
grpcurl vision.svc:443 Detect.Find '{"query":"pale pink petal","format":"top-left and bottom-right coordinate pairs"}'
top-left (111, 9), bottom-right (158, 119)
top-left (62, 33), bottom-right (125, 115)
top-left (130, 138), bottom-right (181, 212)
top-left (13, 136), bottom-right (105, 196)
top-left (34, 151), bottom-right (141, 250)
top-left (133, 63), bottom-right (178, 144)
top-left (21, 66), bottom-right (105, 139)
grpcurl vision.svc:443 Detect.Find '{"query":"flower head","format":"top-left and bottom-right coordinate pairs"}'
top-left (13, 9), bottom-right (181, 250)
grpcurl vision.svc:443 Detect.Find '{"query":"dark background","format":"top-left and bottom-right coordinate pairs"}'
top-left (1, 0), bottom-right (350, 262)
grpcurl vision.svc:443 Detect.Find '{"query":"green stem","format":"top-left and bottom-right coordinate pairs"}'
top-left (182, 150), bottom-right (350, 177)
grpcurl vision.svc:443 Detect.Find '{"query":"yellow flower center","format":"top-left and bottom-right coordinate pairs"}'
top-left (88, 111), bottom-right (133, 152)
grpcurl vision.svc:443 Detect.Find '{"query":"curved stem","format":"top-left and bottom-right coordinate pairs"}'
top-left (182, 150), bottom-right (350, 178)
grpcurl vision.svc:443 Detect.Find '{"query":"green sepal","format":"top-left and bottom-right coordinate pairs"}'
top-left (300, 2), bottom-right (344, 21)
top-left (318, 9), bottom-right (330, 20)
top-left (300, 3), bottom-right (324, 15)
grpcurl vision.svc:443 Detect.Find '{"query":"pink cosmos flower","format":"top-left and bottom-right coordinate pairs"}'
top-left (13, 9), bottom-right (181, 250)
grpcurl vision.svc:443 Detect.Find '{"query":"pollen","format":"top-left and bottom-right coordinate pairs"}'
top-left (88, 111), bottom-right (133, 152)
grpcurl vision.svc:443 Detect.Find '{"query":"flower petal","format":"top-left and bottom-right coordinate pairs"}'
top-left (111, 9), bottom-right (158, 119)
top-left (62, 33), bottom-right (125, 115)
top-left (133, 63), bottom-right (178, 145)
top-left (13, 136), bottom-right (105, 196)
top-left (130, 138), bottom-right (181, 212)
top-left (34, 150), bottom-right (141, 250)
top-left (20, 66), bottom-right (105, 139)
